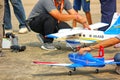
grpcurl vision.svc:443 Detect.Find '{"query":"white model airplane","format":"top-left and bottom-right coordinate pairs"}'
top-left (46, 13), bottom-right (120, 44)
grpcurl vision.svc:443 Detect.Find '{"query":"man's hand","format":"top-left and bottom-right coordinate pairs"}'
top-left (76, 15), bottom-right (91, 30)
top-left (79, 47), bottom-right (92, 54)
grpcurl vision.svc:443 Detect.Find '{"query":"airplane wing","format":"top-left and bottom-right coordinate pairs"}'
top-left (79, 40), bottom-right (96, 43)
top-left (104, 59), bottom-right (120, 65)
top-left (79, 37), bottom-right (101, 43)
top-left (33, 61), bottom-right (83, 68)
top-left (46, 28), bottom-right (80, 38)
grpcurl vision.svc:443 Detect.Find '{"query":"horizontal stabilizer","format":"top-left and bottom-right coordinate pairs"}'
top-left (105, 13), bottom-right (120, 34)
top-left (90, 22), bottom-right (109, 30)
top-left (105, 59), bottom-right (120, 65)
top-left (33, 61), bottom-right (71, 67)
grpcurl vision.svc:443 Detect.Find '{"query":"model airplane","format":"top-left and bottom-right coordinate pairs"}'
top-left (48, 22), bottom-right (109, 51)
top-left (46, 13), bottom-right (120, 49)
top-left (33, 46), bottom-right (120, 75)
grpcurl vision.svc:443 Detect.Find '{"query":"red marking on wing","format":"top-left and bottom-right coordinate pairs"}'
top-left (94, 56), bottom-right (103, 58)
top-left (33, 61), bottom-right (57, 64)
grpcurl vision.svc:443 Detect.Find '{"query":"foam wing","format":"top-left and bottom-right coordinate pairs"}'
top-left (46, 28), bottom-right (81, 38)
top-left (79, 40), bottom-right (96, 43)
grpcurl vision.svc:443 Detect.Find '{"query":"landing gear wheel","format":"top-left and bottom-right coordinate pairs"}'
top-left (115, 66), bottom-right (120, 75)
top-left (95, 69), bottom-right (99, 73)
top-left (73, 48), bottom-right (77, 52)
top-left (73, 67), bottom-right (76, 71)
top-left (56, 46), bottom-right (61, 50)
top-left (68, 71), bottom-right (72, 76)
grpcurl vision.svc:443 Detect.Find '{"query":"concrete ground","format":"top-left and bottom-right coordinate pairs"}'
top-left (0, 0), bottom-right (120, 80)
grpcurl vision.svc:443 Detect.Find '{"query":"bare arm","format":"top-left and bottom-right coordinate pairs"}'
top-left (79, 37), bottom-right (120, 54)
top-left (49, 9), bottom-right (89, 29)
top-left (49, 9), bottom-right (76, 21)
top-left (68, 9), bottom-right (90, 29)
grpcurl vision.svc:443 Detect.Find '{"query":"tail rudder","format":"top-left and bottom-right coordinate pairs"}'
top-left (105, 13), bottom-right (120, 34)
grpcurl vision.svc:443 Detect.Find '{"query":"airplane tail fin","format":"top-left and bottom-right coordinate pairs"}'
top-left (105, 13), bottom-right (120, 34)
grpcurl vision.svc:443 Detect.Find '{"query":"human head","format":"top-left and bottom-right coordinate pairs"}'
top-left (56, 0), bottom-right (62, 2)
top-left (55, 0), bottom-right (63, 4)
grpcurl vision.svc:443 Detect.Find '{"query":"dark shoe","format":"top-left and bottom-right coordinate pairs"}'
top-left (41, 43), bottom-right (57, 50)
top-left (36, 34), bottom-right (44, 43)
top-left (115, 66), bottom-right (120, 75)
top-left (0, 51), bottom-right (5, 57)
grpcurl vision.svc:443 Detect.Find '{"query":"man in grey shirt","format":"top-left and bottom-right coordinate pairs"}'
top-left (28, 0), bottom-right (90, 50)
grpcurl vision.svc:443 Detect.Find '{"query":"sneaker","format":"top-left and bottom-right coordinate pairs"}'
top-left (36, 34), bottom-right (44, 43)
top-left (41, 43), bottom-right (57, 50)
top-left (5, 29), bottom-right (13, 34)
top-left (115, 66), bottom-right (120, 75)
top-left (0, 51), bottom-right (5, 57)
top-left (18, 27), bottom-right (28, 34)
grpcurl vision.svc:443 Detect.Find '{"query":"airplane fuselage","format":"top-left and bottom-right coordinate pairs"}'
top-left (73, 30), bottom-right (117, 42)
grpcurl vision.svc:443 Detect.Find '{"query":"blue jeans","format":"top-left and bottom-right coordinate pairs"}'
top-left (73, 0), bottom-right (90, 12)
top-left (4, 0), bottom-right (26, 30)
top-left (98, 0), bottom-right (116, 31)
